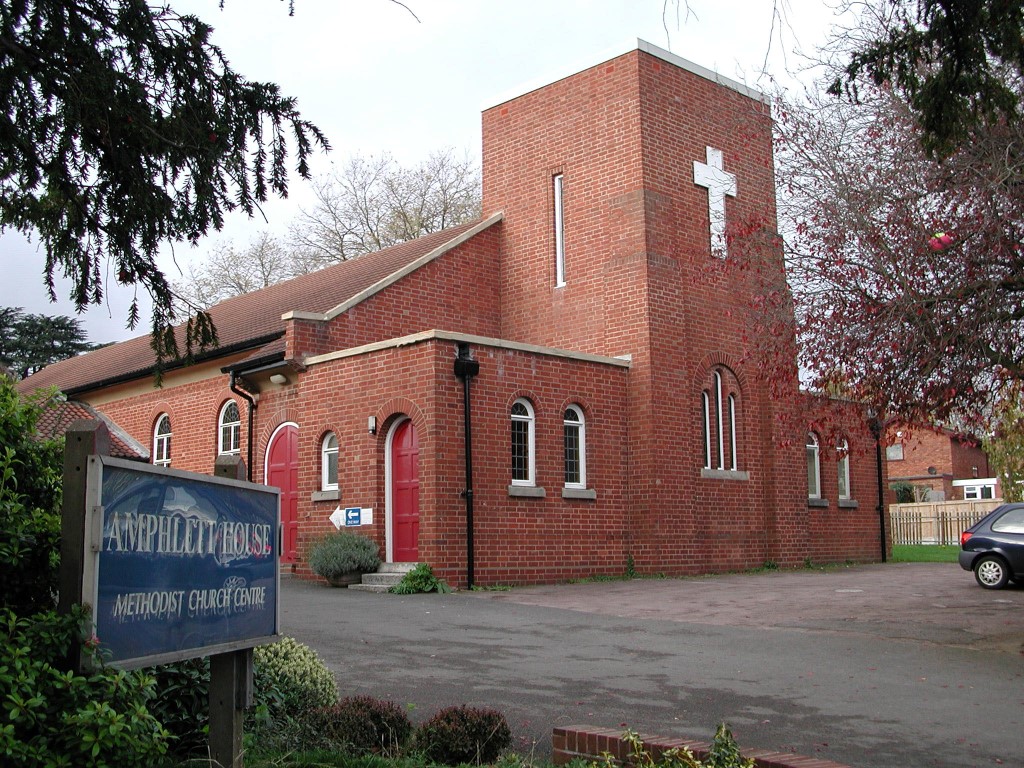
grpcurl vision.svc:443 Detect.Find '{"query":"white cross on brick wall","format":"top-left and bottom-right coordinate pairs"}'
top-left (693, 146), bottom-right (737, 258)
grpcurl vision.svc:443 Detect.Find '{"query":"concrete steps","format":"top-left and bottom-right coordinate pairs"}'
top-left (348, 562), bottom-right (418, 593)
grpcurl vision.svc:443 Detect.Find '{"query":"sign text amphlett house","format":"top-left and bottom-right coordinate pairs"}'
top-left (83, 456), bottom-right (280, 669)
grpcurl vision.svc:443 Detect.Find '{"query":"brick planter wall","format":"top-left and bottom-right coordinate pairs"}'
top-left (552, 726), bottom-right (852, 768)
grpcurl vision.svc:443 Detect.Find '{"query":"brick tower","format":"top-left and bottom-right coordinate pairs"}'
top-left (481, 41), bottom-right (807, 572)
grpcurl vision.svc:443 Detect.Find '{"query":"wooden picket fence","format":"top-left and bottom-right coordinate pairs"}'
top-left (889, 500), bottom-right (1003, 545)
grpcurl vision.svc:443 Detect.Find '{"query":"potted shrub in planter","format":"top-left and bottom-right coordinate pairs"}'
top-left (307, 531), bottom-right (382, 587)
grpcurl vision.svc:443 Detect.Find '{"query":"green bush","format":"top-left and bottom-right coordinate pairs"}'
top-left (889, 481), bottom-right (915, 504)
top-left (413, 704), bottom-right (512, 765)
top-left (246, 634), bottom-right (340, 754)
top-left (0, 606), bottom-right (172, 767)
top-left (390, 563), bottom-right (451, 595)
top-left (146, 657), bottom-right (211, 758)
top-left (317, 695), bottom-right (413, 755)
top-left (146, 636), bottom-right (339, 759)
top-left (253, 635), bottom-right (338, 718)
top-left (0, 379), bottom-right (174, 766)
top-left (0, 383), bottom-right (63, 615)
top-left (307, 532), bottom-right (382, 580)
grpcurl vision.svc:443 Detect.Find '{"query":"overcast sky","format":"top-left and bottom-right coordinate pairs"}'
top-left (0, 0), bottom-right (850, 345)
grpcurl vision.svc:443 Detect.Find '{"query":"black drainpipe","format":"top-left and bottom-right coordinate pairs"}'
top-left (868, 414), bottom-right (887, 563)
top-left (453, 343), bottom-right (480, 589)
top-left (229, 371), bottom-right (257, 482)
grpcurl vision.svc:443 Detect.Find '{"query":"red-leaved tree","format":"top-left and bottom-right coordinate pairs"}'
top-left (750, 16), bottom-right (1024, 433)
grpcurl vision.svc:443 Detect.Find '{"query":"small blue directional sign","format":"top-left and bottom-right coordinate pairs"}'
top-left (344, 507), bottom-right (361, 526)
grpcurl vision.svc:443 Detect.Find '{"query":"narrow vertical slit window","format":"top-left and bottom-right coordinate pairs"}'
top-left (714, 370), bottom-right (724, 470)
top-left (553, 174), bottom-right (566, 287)
top-left (702, 391), bottom-right (711, 469)
top-left (728, 393), bottom-right (737, 470)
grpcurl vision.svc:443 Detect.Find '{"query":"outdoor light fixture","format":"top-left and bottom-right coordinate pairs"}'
top-left (269, 373), bottom-right (288, 385)
top-left (367, 416), bottom-right (377, 435)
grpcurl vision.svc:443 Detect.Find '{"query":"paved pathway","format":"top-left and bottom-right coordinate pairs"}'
top-left (279, 563), bottom-right (1024, 768)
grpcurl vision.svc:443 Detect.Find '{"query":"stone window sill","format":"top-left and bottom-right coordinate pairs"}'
top-left (839, 499), bottom-right (859, 509)
top-left (562, 487), bottom-right (597, 500)
top-left (311, 489), bottom-right (340, 503)
top-left (508, 485), bottom-right (546, 498)
top-left (808, 497), bottom-right (829, 508)
top-left (700, 468), bottom-right (750, 481)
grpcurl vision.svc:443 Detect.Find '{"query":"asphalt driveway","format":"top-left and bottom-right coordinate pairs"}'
top-left (279, 563), bottom-right (1024, 768)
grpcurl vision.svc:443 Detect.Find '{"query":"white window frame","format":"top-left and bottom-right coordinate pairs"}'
top-left (511, 398), bottom-right (536, 486)
top-left (153, 414), bottom-right (172, 467)
top-left (953, 478), bottom-right (997, 500)
top-left (563, 405), bottom-right (586, 489)
top-left (321, 432), bottom-right (339, 491)
top-left (807, 432), bottom-right (821, 499)
top-left (218, 400), bottom-right (241, 456)
top-left (553, 174), bottom-right (566, 287)
top-left (837, 438), bottom-right (851, 500)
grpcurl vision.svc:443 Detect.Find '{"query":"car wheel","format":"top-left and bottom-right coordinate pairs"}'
top-left (974, 555), bottom-right (1010, 589)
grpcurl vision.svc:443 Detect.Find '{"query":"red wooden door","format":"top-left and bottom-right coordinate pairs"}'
top-left (267, 424), bottom-right (299, 563)
top-left (391, 420), bottom-right (420, 562)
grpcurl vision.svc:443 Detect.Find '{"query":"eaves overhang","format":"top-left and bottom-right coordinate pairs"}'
top-left (63, 332), bottom-right (285, 397)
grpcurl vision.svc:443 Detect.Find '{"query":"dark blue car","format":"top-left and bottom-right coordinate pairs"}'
top-left (959, 503), bottom-right (1024, 589)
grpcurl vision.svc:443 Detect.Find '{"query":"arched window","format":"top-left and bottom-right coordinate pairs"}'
top-left (807, 432), bottom-right (821, 499)
top-left (218, 401), bottom-right (241, 455)
top-left (837, 438), bottom-right (851, 500)
top-left (563, 405), bottom-right (586, 488)
top-left (321, 432), bottom-right (339, 491)
top-left (511, 399), bottom-right (535, 486)
top-left (153, 414), bottom-right (172, 467)
top-left (701, 366), bottom-right (740, 471)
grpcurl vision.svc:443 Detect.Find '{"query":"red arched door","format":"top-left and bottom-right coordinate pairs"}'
top-left (390, 419), bottom-right (420, 562)
top-left (266, 424), bottom-right (299, 563)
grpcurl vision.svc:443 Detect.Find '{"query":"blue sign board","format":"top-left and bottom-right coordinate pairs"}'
top-left (85, 456), bottom-right (280, 668)
top-left (345, 507), bottom-right (361, 526)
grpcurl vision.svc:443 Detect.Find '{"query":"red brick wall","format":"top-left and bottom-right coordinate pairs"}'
top-left (283, 228), bottom-right (503, 361)
top-left (552, 726), bottom-right (852, 768)
top-left (891, 429), bottom-right (952, 480)
top-left (950, 438), bottom-right (990, 485)
top-left (96, 374), bottom-right (252, 479)
top-left (258, 337), bottom-right (630, 587)
top-left (805, 397), bottom-right (891, 564)
top-left (483, 52), bottom-right (645, 356)
top-left (483, 48), bottom-right (814, 574)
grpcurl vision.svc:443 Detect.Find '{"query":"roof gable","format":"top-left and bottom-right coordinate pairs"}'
top-left (19, 217), bottom-right (499, 395)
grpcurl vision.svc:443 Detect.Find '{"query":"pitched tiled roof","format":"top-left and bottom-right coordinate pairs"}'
top-left (18, 218), bottom-right (493, 395)
top-left (35, 399), bottom-right (150, 460)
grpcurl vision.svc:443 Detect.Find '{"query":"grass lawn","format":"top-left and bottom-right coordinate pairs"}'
top-left (892, 544), bottom-right (960, 563)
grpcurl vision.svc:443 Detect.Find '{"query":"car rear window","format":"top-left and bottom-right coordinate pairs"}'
top-left (992, 508), bottom-right (1024, 534)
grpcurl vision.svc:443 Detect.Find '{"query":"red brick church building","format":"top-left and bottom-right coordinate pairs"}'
top-left (21, 42), bottom-right (889, 586)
